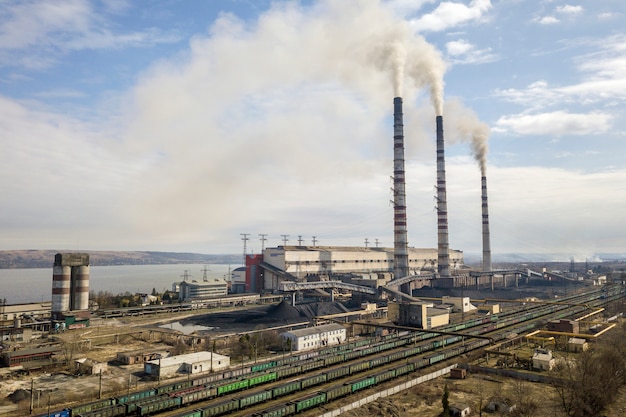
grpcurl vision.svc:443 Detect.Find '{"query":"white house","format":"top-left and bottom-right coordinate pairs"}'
top-left (280, 324), bottom-right (346, 352)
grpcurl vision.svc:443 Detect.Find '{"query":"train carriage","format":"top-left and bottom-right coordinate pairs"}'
top-left (272, 380), bottom-right (301, 398)
top-left (115, 388), bottom-right (157, 404)
top-left (200, 398), bottom-right (240, 417)
top-left (323, 383), bottom-right (352, 401)
top-left (252, 402), bottom-right (296, 417)
top-left (300, 373), bottom-right (327, 389)
top-left (239, 389), bottom-right (273, 408)
top-left (75, 404), bottom-right (125, 417)
top-left (70, 398), bottom-right (116, 416)
top-left (325, 365), bottom-right (350, 381)
top-left (351, 376), bottom-right (376, 392)
top-left (249, 372), bottom-right (277, 387)
top-left (216, 378), bottom-right (249, 396)
top-left (295, 392), bottom-right (326, 413)
top-left (137, 396), bottom-right (181, 416)
top-left (177, 386), bottom-right (214, 405)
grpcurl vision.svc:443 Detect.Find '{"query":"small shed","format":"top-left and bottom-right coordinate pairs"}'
top-left (450, 403), bottom-right (471, 416)
top-left (75, 358), bottom-right (108, 375)
top-left (280, 324), bottom-right (346, 352)
top-left (567, 337), bottom-right (588, 353)
top-left (450, 368), bottom-right (467, 379)
top-left (116, 348), bottom-right (171, 365)
top-left (532, 348), bottom-right (555, 371)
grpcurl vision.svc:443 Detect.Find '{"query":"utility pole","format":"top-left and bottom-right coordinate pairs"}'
top-left (201, 265), bottom-right (210, 282)
top-left (281, 235), bottom-right (289, 246)
top-left (298, 235), bottom-right (303, 246)
top-left (98, 369), bottom-right (103, 399)
top-left (312, 236), bottom-right (318, 246)
top-left (29, 379), bottom-right (34, 414)
top-left (375, 239), bottom-right (380, 248)
top-left (364, 238), bottom-right (369, 248)
top-left (181, 270), bottom-right (192, 281)
top-left (258, 234), bottom-right (267, 252)
top-left (241, 233), bottom-right (250, 266)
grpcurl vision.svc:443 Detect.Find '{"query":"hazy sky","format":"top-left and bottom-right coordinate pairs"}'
top-left (1, 0), bottom-right (625, 260)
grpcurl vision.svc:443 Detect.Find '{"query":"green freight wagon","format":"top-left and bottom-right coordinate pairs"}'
top-left (239, 389), bottom-right (272, 408)
top-left (179, 387), bottom-right (214, 405)
top-left (374, 369), bottom-right (396, 383)
top-left (77, 404), bottom-right (125, 417)
top-left (323, 353), bottom-right (344, 366)
top-left (295, 392), bottom-right (327, 413)
top-left (216, 378), bottom-right (249, 395)
top-left (251, 361), bottom-right (277, 372)
top-left (325, 366), bottom-right (350, 380)
top-left (201, 398), bottom-right (240, 416)
top-left (249, 372), bottom-right (277, 387)
top-left (301, 373), bottom-right (327, 388)
top-left (137, 396), bottom-right (181, 416)
top-left (351, 376), bottom-right (376, 392)
top-left (272, 380), bottom-right (301, 398)
top-left (174, 410), bottom-right (202, 417)
top-left (349, 361), bottom-right (370, 374)
top-left (70, 398), bottom-right (115, 416)
top-left (115, 388), bottom-right (157, 404)
top-left (277, 365), bottom-right (300, 378)
top-left (324, 383), bottom-right (352, 401)
top-left (252, 402), bottom-right (296, 417)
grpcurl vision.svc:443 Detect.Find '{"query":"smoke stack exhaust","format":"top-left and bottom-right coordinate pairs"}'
top-left (393, 97), bottom-right (409, 283)
top-left (481, 175), bottom-right (492, 272)
top-left (436, 115), bottom-right (450, 277)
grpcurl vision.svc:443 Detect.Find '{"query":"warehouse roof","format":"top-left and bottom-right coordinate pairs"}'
top-left (282, 323), bottom-right (345, 338)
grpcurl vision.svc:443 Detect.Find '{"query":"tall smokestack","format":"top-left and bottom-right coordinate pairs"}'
top-left (481, 175), bottom-right (492, 272)
top-left (436, 115), bottom-right (450, 277)
top-left (393, 97), bottom-right (409, 283)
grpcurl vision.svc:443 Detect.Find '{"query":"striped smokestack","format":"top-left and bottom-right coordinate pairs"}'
top-left (436, 115), bottom-right (450, 277)
top-left (481, 175), bottom-right (492, 272)
top-left (393, 97), bottom-right (409, 282)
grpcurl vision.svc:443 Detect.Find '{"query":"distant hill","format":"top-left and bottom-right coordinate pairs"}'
top-left (0, 250), bottom-right (241, 269)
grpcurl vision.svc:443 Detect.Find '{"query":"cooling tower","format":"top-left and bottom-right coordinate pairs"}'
top-left (51, 253), bottom-right (90, 319)
top-left (436, 116), bottom-right (450, 277)
top-left (393, 97), bottom-right (409, 282)
top-left (481, 175), bottom-right (492, 272)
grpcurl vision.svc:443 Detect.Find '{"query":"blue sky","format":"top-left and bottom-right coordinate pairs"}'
top-left (1, 0), bottom-right (625, 261)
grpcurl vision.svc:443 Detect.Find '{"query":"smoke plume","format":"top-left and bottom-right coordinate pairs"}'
top-left (444, 98), bottom-right (490, 175)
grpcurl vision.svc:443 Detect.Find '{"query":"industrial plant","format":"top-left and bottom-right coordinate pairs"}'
top-left (0, 97), bottom-right (624, 417)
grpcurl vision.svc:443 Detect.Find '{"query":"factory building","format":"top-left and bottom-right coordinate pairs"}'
top-left (144, 351), bottom-right (230, 378)
top-left (179, 279), bottom-right (228, 301)
top-left (257, 246), bottom-right (464, 292)
top-left (280, 323), bottom-right (346, 352)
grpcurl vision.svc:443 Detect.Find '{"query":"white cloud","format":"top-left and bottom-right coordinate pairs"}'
top-left (556, 5), bottom-right (583, 15)
top-left (534, 16), bottom-right (560, 24)
top-left (409, 0), bottom-right (492, 32)
top-left (0, 0), bottom-right (180, 69)
top-left (493, 111), bottom-right (612, 136)
top-left (445, 39), bottom-right (497, 64)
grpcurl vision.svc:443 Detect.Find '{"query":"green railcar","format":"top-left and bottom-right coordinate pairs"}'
top-left (77, 404), bottom-right (125, 417)
top-left (323, 353), bottom-right (344, 366)
top-left (115, 388), bottom-right (157, 404)
top-left (174, 410), bottom-right (202, 417)
top-left (351, 376), bottom-right (376, 392)
top-left (156, 380), bottom-right (193, 395)
top-left (253, 402), bottom-right (296, 417)
top-left (374, 369), bottom-right (396, 383)
top-left (324, 383), bottom-right (352, 401)
top-left (239, 389), bottom-right (272, 408)
top-left (251, 361), bottom-right (276, 373)
top-left (272, 380), bottom-right (301, 398)
top-left (295, 392), bottom-right (327, 413)
top-left (277, 365), bottom-right (300, 378)
top-left (179, 387), bottom-right (214, 405)
top-left (395, 362), bottom-right (414, 376)
top-left (301, 373), bottom-right (327, 388)
top-left (217, 378), bottom-right (249, 395)
top-left (348, 361), bottom-right (370, 374)
top-left (201, 398), bottom-right (240, 416)
top-left (71, 398), bottom-right (116, 415)
top-left (249, 371), bottom-right (277, 387)
top-left (137, 396), bottom-right (181, 416)
top-left (325, 365), bottom-right (350, 381)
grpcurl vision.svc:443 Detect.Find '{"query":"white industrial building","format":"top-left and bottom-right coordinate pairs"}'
top-left (144, 351), bottom-right (230, 378)
top-left (260, 246), bottom-right (464, 291)
top-left (178, 279), bottom-right (228, 301)
top-left (280, 323), bottom-right (346, 352)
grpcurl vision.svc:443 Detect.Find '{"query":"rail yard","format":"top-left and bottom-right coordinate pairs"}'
top-left (26, 284), bottom-right (624, 417)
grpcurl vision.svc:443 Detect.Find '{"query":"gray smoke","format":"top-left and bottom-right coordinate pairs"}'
top-left (444, 98), bottom-right (490, 175)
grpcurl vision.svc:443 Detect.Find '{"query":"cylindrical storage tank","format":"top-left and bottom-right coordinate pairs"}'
top-left (52, 265), bottom-right (71, 315)
top-left (74, 265), bottom-right (90, 310)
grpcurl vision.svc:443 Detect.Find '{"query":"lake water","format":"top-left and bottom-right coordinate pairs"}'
top-left (0, 263), bottom-right (237, 305)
